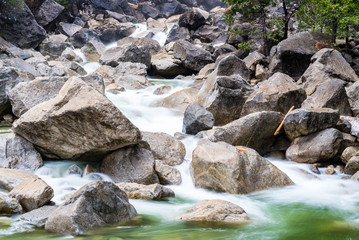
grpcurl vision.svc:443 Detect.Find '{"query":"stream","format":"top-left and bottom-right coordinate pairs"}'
top-left (1, 23), bottom-right (359, 240)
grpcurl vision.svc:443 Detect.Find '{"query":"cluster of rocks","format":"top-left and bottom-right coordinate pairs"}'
top-left (0, 0), bottom-right (359, 236)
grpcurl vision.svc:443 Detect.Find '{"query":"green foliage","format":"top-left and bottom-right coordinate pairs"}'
top-left (297, 0), bottom-right (359, 42)
top-left (223, 0), bottom-right (299, 55)
top-left (54, 0), bottom-right (70, 8)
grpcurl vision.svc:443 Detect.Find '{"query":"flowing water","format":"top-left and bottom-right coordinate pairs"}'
top-left (2, 22), bottom-right (359, 240)
top-left (2, 77), bottom-right (359, 240)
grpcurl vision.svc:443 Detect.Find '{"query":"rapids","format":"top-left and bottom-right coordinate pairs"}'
top-left (1, 77), bottom-right (359, 240)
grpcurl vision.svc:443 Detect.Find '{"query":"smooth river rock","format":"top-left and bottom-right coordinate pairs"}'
top-left (191, 141), bottom-right (293, 194)
top-left (45, 181), bottom-right (137, 236)
top-left (179, 199), bottom-right (250, 224)
top-left (0, 193), bottom-right (24, 215)
top-left (0, 168), bottom-right (37, 191)
top-left (13, 77), bottom-right (141, 161)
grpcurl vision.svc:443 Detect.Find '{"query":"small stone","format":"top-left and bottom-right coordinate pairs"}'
top-left (325, 165), bottom-right (336, 175)
top-left (183, 104), bottom-right (214, 135)
top-left (155, 160), bottom-right (182, 185)
top-left (116, 182), bottom-right (175, 200)
top-left (67, 164), bottom-right (82, 176)
top-left (309, 164), bottom-right (320, 174)
top-left (153, 85), bottom-right (171, 95)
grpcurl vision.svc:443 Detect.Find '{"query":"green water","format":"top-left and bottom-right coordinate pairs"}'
top-left (2, 201), bottom-right (359, 240)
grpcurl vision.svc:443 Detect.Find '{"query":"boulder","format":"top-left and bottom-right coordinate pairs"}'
top-left (166, 25), bottom-right (191, 44)
top-left (87, 18), bottom-right (136, 43)
top-left (179, 199), bottom-right (250, 224)
top-left (340, 116), bottom-right (359, 138)
top-left (198, 111), bottom-right (283, 155)
top-left (352, 171), bottom-right (359, 180)
top-left (0, 1), bottom-right (46, 48)
top-left (286, 128), bottom-right (343, 164)
top-left (101, 145), bottom-right (159, 184)
top-left (197, 54), bottom-right (252, 125)
top-left (156, 1), bottom-right (185, 18)
top-left (346, 81), bottom-right (359, 116)
top-left (34, 0), bottom-right (64, 27)
top-left (267, 32), bottom-right (329, 80)
top-left (45, 181), bottom-right (137, 236)
top-left (142, 131), bottom-right (186, 166)
top-left (96, 62), bottom-right (150, 89)
top-left (0, 67), bottom-right (31, 115)
top-left (193, 25), bottom-right (225, 43)
top-left (192, 141), bottom-right (293, 194)
top-left (344, 156), bottom-right (359, 175)
top-left (8, 178), bottom-right (54, 212)
top-left (69, 29), bottom-right (101, 48)
top-left (341, 147), bottom-right (359, 164)
top-left (178, 8), bottom-right (210, 31)
top-left (116, 182), bottom-right (175, 200)
top-left (100, 44), bottom-right (151, 68)
top-left (39, 34), bottom-right (71, 59)
top-left (241, 73), bottom-right (306, 116)
top-left (155, 160), bottom-right (182, 185)
top-left (284, 108), bottom-right (340, 141)
top-left (89, 0), bottom-right (133, 15)
top-left (3, 58), bottom-right (39, 78)
top-left (301, 48), bottom-right (359, 95)
top-left (151, 50), bottom-right (188, 78)
top-left (301, 79), bottom-right (352, 115)
top-left (119, 37), bottom-right (161, 56)
top-left (13, 77), bottom-right (141, 160)
top-left (81, 40), bottom-right (106, 62)
top-left (0, 133), bottom-right (43, 171)
top-left (196, 0), bottom-right (227, 11)
top-left (213, 44), bottom-right (237, 60)
top-left (156, 88), bottom-right (199, 112)
top-left (243, 51), bottom-right (266, 72)
top-left (58, 22), bottom-right (83, 37)
top-left (9, 74), bottom-right (105, 118)
top-left (183, 104), bottom-right (214, 135)
top-left (173, 40), bottom-right (213, 72)
top-left (139, 3), bottom-right (159, 19)
top-left (0, 193), bottom-right (24, 215)
top-left (153, 85), bottom-right (172, 95)
top-left (0, 168), bottom-right (37, 191)
top-left (20, 205), bottom-right (57, 227)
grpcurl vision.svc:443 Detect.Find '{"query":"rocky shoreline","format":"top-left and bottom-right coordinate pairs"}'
top-left (0, 0), bottom-right (359, 236)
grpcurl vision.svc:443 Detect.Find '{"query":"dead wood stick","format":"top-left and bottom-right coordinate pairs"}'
top-left (274, 106), bottom-right (295, 136)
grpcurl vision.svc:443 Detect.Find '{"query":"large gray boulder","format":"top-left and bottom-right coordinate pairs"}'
top-left (198, 111), bottom-right (283, 155)
top-left (267, 31), bottom-right (329, 80)
top-left (286, 128), bottom-right (343, 163)
top-left (192, 141), bottom-right (293, 194)
top-left (301, 79), bottom-right (352, 115)
top-left (34, 0), bottom-right (64, 27)
top-left (38, 34), bottom-right (71, 59)
top-left (8, 177), bottom-right (54, 212)
top-left (156, 88), bottom-right (199, 112)
top-left (183, 104), bottom-right (214, 135)
top-left (179, 199), bottom-right (250, 224)
top-left (13, 77), bottom-right (141, 161)
top-left (241, 73), bottom-right (306, 116)
top-left (116, 182), bottom-right (175, 200)
top-left (0, 133), bottom-right (43, 171)
top-left (9, 74), bottom-right (105, 117)
top-left (197, 54), bottom-right (252, 125)
top-left (45, 181), bottom-right (137, 236)
top-left (301, 48), bottom-right (359, 96)
top-left (142, 131), bottom-right (186, 166)
top-left (173, 40), bottom-right (213, 72)
top-left (344, 156), bottom-right (359, 175)
top-left (284, 108), bottom-right (340, 141)
top-left (0, 1), bottom-right (46, 48)
top-left (101, 146), bottom-right (159, 184)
